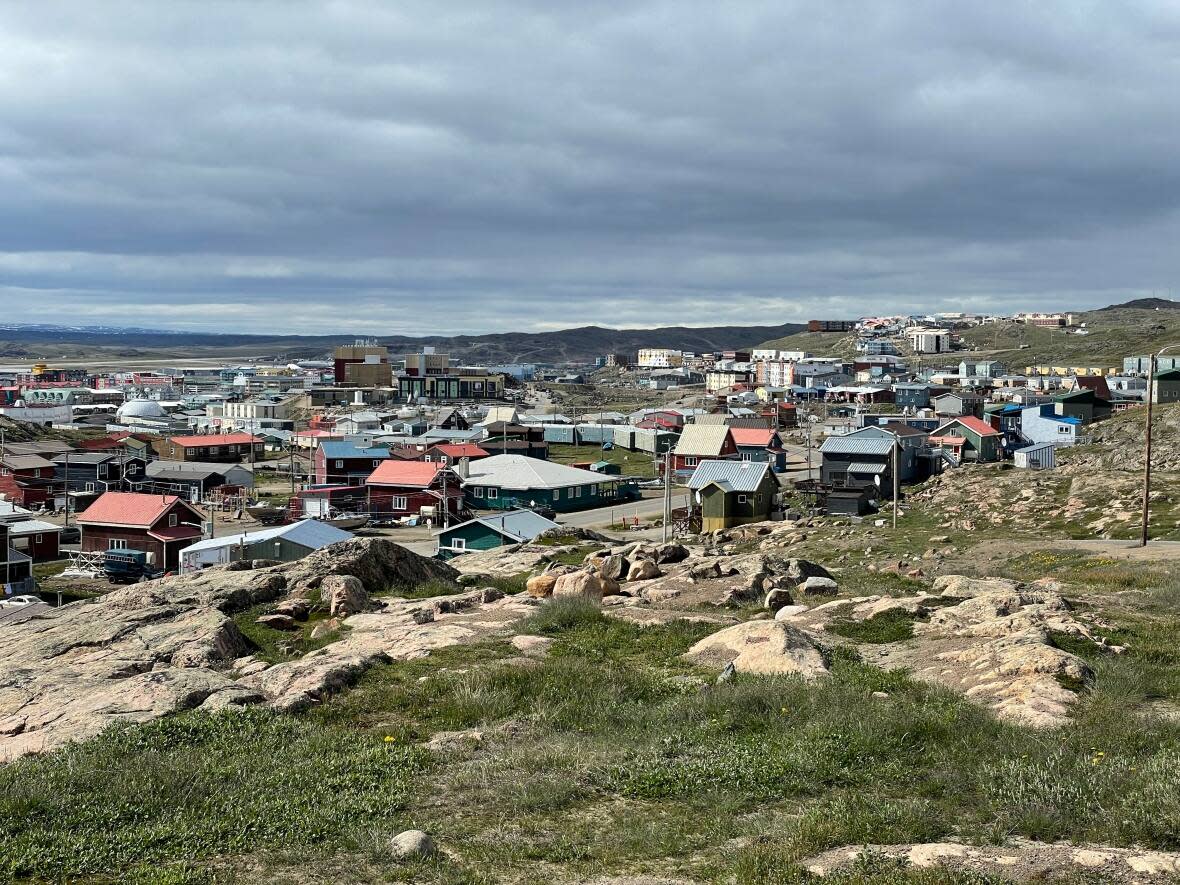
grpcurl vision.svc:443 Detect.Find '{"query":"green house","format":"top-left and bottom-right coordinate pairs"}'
top-left (461, 454), bottom-right (640, 513)
top-left (686, 460), bottom-right (779, 533)
top-left (434, 509), bottom-right (561, 559)
top-left (929, 416), bottom-right (1004, 462)
top-left (1153, 368), bottom-right (1180, 404)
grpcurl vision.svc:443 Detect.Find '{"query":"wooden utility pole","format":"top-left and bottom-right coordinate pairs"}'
top-left (892, 437), bottom-right (900, 530)
top-left (1141, 352), bottom-right (1157, 546)
top-left (662, 448), bottom-right (672, 543)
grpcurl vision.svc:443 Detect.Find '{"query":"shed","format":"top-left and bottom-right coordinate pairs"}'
top-left (686, 460), bottom-right (778, 532)
top-left (1014, 442), bottom-right (1057, 470)
top-left (179, 520), bottom-right (353, 573)
top-left (434, 509), bottom-right (560, 558)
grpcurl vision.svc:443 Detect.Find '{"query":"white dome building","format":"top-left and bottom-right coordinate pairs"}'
top-left (116, 399), bottom-right (167, 421)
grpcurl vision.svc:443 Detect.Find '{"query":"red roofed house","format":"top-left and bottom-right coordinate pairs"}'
top-left (151, 433), bottom-right (264, 463)
top-left (729, 426), bottom-right (787, 472)
top-left (77, 492), bottom-right (206, 571)
top-left (929, 416), bottom-right (1003, 463)
top-left (421, 443), bottom-right (490, 465)
top-left (365, 461), bottom-right (464, 522)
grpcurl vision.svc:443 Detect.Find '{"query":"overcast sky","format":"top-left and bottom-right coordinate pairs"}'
top-left (2, 2), bottom-right (1179, 335)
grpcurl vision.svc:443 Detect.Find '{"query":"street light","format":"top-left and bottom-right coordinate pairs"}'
top-left (1140, 345), bottom-right (1180, 546)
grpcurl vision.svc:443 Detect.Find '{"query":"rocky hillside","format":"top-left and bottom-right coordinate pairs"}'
top-left (4, 525), bottom-right (1180, 882)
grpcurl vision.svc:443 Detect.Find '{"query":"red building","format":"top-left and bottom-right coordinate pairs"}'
top-left (0, 454), bottom-right (56, 508)
top-left (151, 433), bottom-right (264, 463)
top-left (77, 492), bottom-right (205, 572)
top-left (668, 425), bottom-right (738, 479)
top-left (364, 461), bottom-right (464, 521)
top-left (420, 443), bottom-right (490, 464)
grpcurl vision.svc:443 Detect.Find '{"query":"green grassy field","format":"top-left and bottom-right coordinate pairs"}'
top-left (547, 443), bottom-right (660, 478)
top-left (4, 559), bottom-right (1180, 884)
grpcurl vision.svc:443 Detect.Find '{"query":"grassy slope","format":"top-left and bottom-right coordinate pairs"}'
top-left (4, 560), bottom-right (1180, 884)
top-left (547, 443), bottom-right (660, 478)
top-left (754, 330), bottom-right (856, 358)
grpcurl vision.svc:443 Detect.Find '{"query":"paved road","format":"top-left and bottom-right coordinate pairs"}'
top-left (557, 491), bottom-right (692, 530)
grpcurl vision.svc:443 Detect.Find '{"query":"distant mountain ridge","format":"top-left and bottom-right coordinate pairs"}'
top-left (0, 321), bottom-right (807, 365)
top-left (1098, 298), bottom-right (1180, 311)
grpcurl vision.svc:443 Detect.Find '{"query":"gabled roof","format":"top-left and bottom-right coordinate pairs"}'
top-left (0, 453), bottom-right (55, 471)
top-left (673, 425), bottom-right (734, 457)
top-left (686, 459), bottom-right (772, 493)
top-left (428, 443), bottom-right (490, 459)
top-left (436, 508), bottom-right (560, 542)
top-left (182, 519), bottom-right (353, 554)
top-left (366, 460), bottom-right (446, 488)
top-left (729, 427), bottom-right (777, 448)
top-left (934, 416), bottom-right (1001, 437)
top-left (463, 454), bottom-right (609, 490)
top-left (76, 492), bottom-right (201, 528)
top-left (879, 422), bottom-right (929, 437)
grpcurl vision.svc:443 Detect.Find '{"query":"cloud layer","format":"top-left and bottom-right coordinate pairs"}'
top-left (2, 1), bottom-right (1179, 333)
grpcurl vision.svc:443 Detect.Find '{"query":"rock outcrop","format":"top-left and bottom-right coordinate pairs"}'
top-left (0, 539), bottom-right (535, 762)
top-left (685, 620), bottom-right (830, 678)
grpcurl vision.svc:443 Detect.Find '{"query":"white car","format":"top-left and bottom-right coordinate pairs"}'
top-left (2, 595), bottom-right (41, 607)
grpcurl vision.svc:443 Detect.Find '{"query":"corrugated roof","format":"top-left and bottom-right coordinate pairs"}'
top-left (77, 492), bottom-right (198, 527)
top-left (319, 441), bottom-right (391, 459)
top-left (674, 424), bottom-right (733, 457)
top-left (436, 508), bottom-right (560, 542)
top-left (686, 459), bottom-right (771, 492)
top-left (0, 454), bottom-right (55, 470)
top-left (730, 427), bottom-right (776, 447)
top-left (819, 436), bottom-right (895, 455)
top-left (846, 461), bottom-right (885, 474)
top-left (935, 416), bottom-right (1001, 437)
top-left (366, 460), bottom-right (445, 488)
top-left (182, 519), bottom-right (354, 554)
top-left (463, 454), bottom-right (609, 490)
top-left (167, 433), bottom-right (260, 446)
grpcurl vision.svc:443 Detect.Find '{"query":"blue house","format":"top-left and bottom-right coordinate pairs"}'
top-left (1019, 404), bottom-right (1085, 447)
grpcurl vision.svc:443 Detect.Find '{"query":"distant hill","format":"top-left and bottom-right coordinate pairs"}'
top-left (1098, 298), bottom-right (1180, 311)
top-left (0, 322), bottom-right (807, 365)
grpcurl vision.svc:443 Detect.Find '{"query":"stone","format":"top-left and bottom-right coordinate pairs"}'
top-left (598, 554), bottom-right (630, 581)
top-left (389, 829), bottom-right (437, 861)
top-left (479, 586), bottom-right (504, 603)
top-left (784, 559), bottom-right (834, 586)
top-left (774, 604), bottom-right (809, 621)
top-left (600, 577), bottom-right (622, 597)
top-left (410, 607), bottom-right (435, 624)
top-left (654, 543), bottom-right (690, 564)
top-left (272, 599), bottom-right (310, 620)
top-left (322, 575), bottom-right (369, 617)
top-left (799, 576), bottom-right (839, 596)
top-left (256, 613), bottom-right (298, 631)
top-left (425, 729), bottom-right (484, 753)
top-left (308, 622), bottom-right (336, 640)
top-left (685, 621), bottom-right (830, 678)
top-left (553, 570), bottom-right (604, 603)
top-left (764, 588), bottom-right (794, 612)
top-left (626, 559), bottom-right (661, 581)
top-left (511, 635), bottom-right (554, 658)
top-left (526, 574), bottom-right (557, 598)
top-left (456, 573), bottom-right (482, 586)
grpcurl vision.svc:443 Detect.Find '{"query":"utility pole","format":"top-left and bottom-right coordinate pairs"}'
top-left (662, 448), bottom-right (672, 543)
top-left (1141, 352), bottom-right (1158, 546)
top-left (892, 436), bottom-right (900, 530)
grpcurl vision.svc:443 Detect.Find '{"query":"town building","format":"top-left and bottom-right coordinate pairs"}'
top-left (334, 341), bottom-right (392, 386)
top-left (687, 460), bottom-right (778, 532)
top-left (669, 425), bottom-right (738, 479)
top-left (179, 520), bottom-right (353, 573)
top-left (77, 492), bottom-right (206, 572)
top-left (434, 509), bottom-right (560, 559)
top-left (461, 454), bottom-right (640, 512)
top-left (907, 328), bottom-right (952, 354)
top-left (637, 349), bottom-right (684, 368)
top-left (929, 416), bottom-right (1004, 463)
top-left (151, 433), bottom-right (264, 463)
top-left (364, 460), bottom-right (464, 521)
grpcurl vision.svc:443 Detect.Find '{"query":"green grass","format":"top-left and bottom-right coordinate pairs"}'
top-left (827, 608), bottom-right (918, 643)
top-left (232, 605), bottom-right (345, 664)
top-left (10, 583), bottom-right (1180, 882)
top-left (548, 443), bottom-right (660, 478)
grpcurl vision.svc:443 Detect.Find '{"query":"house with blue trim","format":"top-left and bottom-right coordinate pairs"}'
top-left (1020, 404), bottom-right (1085, 446)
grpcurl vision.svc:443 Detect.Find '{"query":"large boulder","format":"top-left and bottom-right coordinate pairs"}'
top-left (783, 559), bottom-right (835, 586)
top-left (655, 543), bottom-right (690, 564)
top-left (764, 588), bottom-right (794, 612)
top-left (526, 574), bottom-right (557, 598)
top-left (598, 554), bottom-right (630, 581)
top-left (323, 575), bottom-right (370, 617)
top-left (283, 538), bottom-right (458, 597)
top-left (627, 559), bottom-right (661, 581)
top-left (799, 576), bottom-right (839, 596)
top-left (685, 621), bottom-right (830, 678)
top-left (553, 570), bottom-right (604, 603)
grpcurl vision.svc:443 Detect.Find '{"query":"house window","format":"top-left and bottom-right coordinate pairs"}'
top-left (1057, 425), bottom-right (1070, 434)
top-left (574, 486), bottom-right (581, 497)
top-left (487, 488), bottom-right (499, 499)
top-left (335, 460), bottom-right (344, 468)
top-left (85, 482), bottom-right (95, 492)
top-left (108, 539), bottom-right (128, 550)
top-left (738, 494), bottom-right (748, 504)
top-left (35, 534), bottom-right (42, 543)
top-left (391, 496), bottom-right (408, 511)
top-left (168, 514), bottom-right (178, 527)
top-left (372, 460), bottom-right (380, 467)
top-left (186, 449), bottom-right (195, 457)
top-left (209, 446), bottom-right (219, 455)
top-left (474, 487), bottom-right (484, 498)
top-left (741, 452), bottom-right (752, 461)
top-left (686, 457), bottom-right (698, 467)
top-left (451, 538), bottom-right (467, 551)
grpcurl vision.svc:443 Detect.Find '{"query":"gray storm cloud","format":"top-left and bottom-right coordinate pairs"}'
top-left (1, 1), bottom-right (1179, 333)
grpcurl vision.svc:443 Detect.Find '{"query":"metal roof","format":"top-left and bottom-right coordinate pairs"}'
top-left (818, 436), bottom-right (895, 456)
top-left (846, 461), bottom-right (885, 474)
top-left (436, 508), bottom-right (560, 542)
top-left (686, 459), bottom-right (771, 492)
top-left (318, 441), bottom-right (390, 459)
top-left (674, 424), bottom-right (733, 457)
top-left (182, 519), bottom-right (354, 554)
top-left (463, 454), bottom-right (612, 490)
